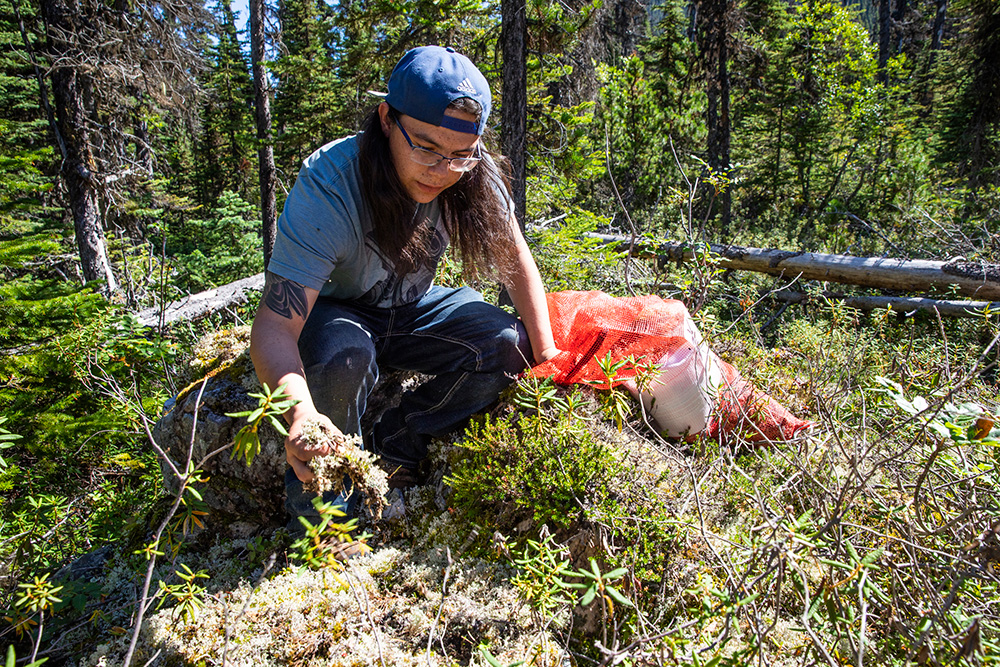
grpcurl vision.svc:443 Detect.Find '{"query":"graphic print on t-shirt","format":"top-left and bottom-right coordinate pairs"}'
top-left (356, 221), bottom-right (449, 307)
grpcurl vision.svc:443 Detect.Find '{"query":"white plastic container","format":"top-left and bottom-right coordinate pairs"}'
top-left (624, 319), bottom-right (722, 437)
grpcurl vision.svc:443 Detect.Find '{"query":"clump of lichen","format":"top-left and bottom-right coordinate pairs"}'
top-left (80, 546), bottom-right (561, 667)
top-left (300, 418), bottom-right (389, 518)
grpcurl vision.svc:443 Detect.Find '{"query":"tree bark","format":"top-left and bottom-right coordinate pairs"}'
top-left (501, 0), bottom-right (527, 232)
top-left (584, 232), bottom-right (1000, 299)
top-left (250, 0), bottom-right (278, 268)
top-left (138, 273), bottom-right (265, 328)
top-left (878, 0), bottom-right (891, 84)
top-left (40, 0), bottom-right (117, 293)
top-left (770, 291), bottom-right (1000, 319)
top-left (696, 0), bottom-right (731, 226)
top-left (930, 0), bottom-right (947, 53)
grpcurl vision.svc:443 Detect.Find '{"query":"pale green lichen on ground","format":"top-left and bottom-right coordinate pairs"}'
top-left (300, 418), bottom-right (389, 518)
top-left (80, 546), bottom-right (562, 667)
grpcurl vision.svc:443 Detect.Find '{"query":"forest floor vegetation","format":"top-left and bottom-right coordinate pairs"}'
top-left (1, 217), bottom-right (999, 665)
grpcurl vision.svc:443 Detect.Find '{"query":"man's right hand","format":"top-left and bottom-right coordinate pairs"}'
top-left (285, 410), bottom-right (344, 483)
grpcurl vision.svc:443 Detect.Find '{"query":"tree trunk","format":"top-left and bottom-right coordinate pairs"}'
top-left (138, 273), bottom-right (265, 328)
top-left (770, 290), bottom-right (1000, 319)
top-left (134, 109), bottom-right (153, 176)
top-left (250, 0), bottom-right (278, 268)
top-left (930, 0), bottom-right (947, 53)
top-left (697, 0), bottom-right (731, 227)
top-left (501, 0), bottom-right (527, 232)
top-left (892, 0), bottom-right (908, 56)
top-left (40, 0), bottom-right (117, 293)
top-left (585, 232), bottom-right (1000, 299)
top-left (878, 0), bottom-right (891, 84)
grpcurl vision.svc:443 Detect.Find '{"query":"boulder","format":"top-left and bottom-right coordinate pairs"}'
top-left (152, 326), bottom-right (413, 535)
top-left (153, 326), bottom-right (287, 533)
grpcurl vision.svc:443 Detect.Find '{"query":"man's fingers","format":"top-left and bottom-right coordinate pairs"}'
top-left (301, 441), bottom-right (332, 457)
top-left (288, 451), bottom-right (314, 483)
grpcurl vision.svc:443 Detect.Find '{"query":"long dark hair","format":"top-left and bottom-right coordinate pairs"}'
top-left (357, 101), bottom-right (519, 282)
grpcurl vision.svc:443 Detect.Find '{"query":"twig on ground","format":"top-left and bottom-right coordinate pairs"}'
top-left (425, 546), bottom-right (453, 667)
top-left (346, 565), bottom-right (386, 667)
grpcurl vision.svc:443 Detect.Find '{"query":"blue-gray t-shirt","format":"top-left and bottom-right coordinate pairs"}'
top-left (268, 134), bottom-right (450, 307)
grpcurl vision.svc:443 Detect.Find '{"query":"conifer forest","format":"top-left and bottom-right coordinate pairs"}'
top-left (1, 0), bottom-right (999, 663)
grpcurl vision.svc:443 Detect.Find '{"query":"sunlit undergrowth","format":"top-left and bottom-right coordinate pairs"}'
top-left (3, 218), bottom-right (999, 665)
top-left (58, 296), bottom-right (1000, 666)
top-left (0, 267), bottom-right (258, 620)
top-left (417, 294), bottom-right (1000, 664)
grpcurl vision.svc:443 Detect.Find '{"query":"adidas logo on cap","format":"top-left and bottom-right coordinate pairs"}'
top-left (456, 77), bottom-right (479, 96)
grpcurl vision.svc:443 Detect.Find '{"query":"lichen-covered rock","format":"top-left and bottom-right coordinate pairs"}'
top-left (152, 326), bottom-right (287, 533)
top-left (152, 326), bottom-right (417, 535)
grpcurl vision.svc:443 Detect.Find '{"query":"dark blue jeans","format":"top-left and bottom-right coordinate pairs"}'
top-left (285, 285), bottom-right (532, 521)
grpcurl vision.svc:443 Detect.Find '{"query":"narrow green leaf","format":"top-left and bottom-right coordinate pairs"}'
top-left (606, 585), bottom-right (633, 607)
top-left (861, 546), bottom-right (885, 566)
top-left (268, 415), bottom-right (289, 436)
top-left (580, 588), bottom-right (597, 606)
top-left (806, 594), bottom-right (822, 620)
top-left (480, 647), bottom-right (503, 667)
top-left (605, 567), bottom-right (628, 580)
top-left (818, 558), bottom-right (852, 570)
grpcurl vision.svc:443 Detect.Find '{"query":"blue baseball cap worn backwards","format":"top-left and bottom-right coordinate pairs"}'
top-left (384, 45), bottom-right (491, 135)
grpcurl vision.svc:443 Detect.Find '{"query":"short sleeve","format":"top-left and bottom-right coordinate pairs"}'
top-left (268, 149), bottom-right (362, 292)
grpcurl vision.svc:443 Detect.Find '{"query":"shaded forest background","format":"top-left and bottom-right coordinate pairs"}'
top-left (0, 0), bottom-right (999, 659)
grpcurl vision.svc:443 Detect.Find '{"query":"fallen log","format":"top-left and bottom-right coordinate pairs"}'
top-left (584, 233), bottom-right (1000, 300)
top-left (769, 290), bottom-right (1000, 318)
top-left (138, 272), bottom-right (265, 328)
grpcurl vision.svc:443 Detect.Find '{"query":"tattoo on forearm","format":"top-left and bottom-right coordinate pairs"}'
top-left (263, 272), bottom-right (308, 320)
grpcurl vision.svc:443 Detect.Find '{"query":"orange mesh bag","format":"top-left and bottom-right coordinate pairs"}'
top-left (530, 291), bottom-right (813, 443)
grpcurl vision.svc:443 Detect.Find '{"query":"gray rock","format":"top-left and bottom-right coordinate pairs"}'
top-left (152, 326), bottom-right (287, 532)
top-left (151, 326), bottom-right (419, 535)
top-left (55, 545), bottom-right (114, 581)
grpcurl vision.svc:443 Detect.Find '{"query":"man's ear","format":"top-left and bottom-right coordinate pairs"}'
top-left (378, 102), bottom-right (391, 137)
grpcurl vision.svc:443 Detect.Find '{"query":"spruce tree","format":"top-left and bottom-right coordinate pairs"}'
top-left (0, 0), bottom-right (55, 237)
top-left (272, 0), bottom-right (342, 178)
top-left (196, 0), bottom-right (257, 207)
top-left (932, 0), bottom-right (1000, 186)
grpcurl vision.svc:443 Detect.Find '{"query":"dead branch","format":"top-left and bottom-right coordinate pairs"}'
top-left (584, 232), bottom-right (1000, 300)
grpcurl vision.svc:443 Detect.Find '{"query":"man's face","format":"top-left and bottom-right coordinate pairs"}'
top-left (378, 102), bottom-right (480, 204)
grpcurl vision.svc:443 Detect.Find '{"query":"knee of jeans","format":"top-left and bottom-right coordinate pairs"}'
top-left (495, 322), bottom-right (532, 374)
top-left (301, 325), bottom-right (377, 381)
top-left (310, 342), bottom-right (378, 388)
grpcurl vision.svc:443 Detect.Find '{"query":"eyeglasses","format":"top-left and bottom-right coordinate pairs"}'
top-left (394, 120), bottom-right (481, 173)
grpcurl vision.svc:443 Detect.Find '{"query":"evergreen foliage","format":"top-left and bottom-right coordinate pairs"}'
top-left (272, 0), bottom-right (344, 177)
top-left (167, 190), bottom-right (263, 293)
top-left (0, 0), bottom-right (55, 233)
top-left (930, 0), bottom-right (1000, 186)
top-left (196, 0), bottom-right (257, 207)
top-left (1, 0), bottom-right (1000, 660)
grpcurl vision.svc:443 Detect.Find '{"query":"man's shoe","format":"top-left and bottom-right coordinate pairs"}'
top-left (377, 460), bottom-right (422, 490)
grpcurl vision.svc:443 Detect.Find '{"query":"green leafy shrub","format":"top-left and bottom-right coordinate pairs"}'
top-left (448, 408), bottom-right (623, 530)
top-left (168, 190), bottom-right (262, 292)
top-left (447, 375), bottom-right (632, 534)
